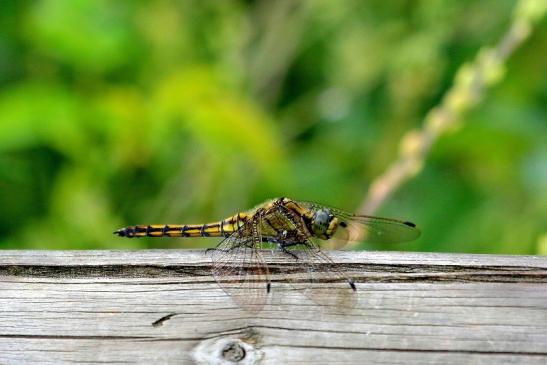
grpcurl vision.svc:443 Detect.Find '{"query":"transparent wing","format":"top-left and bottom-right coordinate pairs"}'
top-left (209, 219), bottom-right (270, 313)
top-left (330, 212), bottom-right (421, 248)
top-left (263, 208), bottom-right (357, 311)
top-left (300, 201), bottom-right (421, 249)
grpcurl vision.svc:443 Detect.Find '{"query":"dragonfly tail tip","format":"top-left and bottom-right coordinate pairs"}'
top-left (113, 228), bottom-right (127, 237)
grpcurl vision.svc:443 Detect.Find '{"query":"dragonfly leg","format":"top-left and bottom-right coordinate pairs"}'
top-left (277, 243), bottom-right (299, 260)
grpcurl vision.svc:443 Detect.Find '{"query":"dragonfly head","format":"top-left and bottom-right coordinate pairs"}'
top-left (311, 208), bottom-right (337, 239)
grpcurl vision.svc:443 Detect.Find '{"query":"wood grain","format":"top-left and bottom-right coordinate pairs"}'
top-left (0, 250), bottom-right (546, 364)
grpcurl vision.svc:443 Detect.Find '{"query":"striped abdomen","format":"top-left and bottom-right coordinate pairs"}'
top-left (114, 213), bottom-right (248, 238)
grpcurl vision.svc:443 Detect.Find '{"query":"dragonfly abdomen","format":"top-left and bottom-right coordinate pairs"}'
top-left (114, 213), bottom-right (248, 238)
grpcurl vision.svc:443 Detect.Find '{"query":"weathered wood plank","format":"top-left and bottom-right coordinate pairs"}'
top-left (0, 250), bottom-right (546, 364)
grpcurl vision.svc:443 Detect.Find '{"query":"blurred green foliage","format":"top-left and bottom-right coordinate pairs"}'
top-left (0, 0), bottom-right (545, 254)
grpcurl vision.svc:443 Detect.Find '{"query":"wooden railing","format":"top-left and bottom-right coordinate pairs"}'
top-left (1, 250), bottom-right (546, 364)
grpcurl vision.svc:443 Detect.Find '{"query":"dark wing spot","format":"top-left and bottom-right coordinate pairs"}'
top-left (349, 279), bottom-right (356, 291)
top-left (339, 221), bottom-right (348, 228)
top-left (404, 221), bottom-right (416, 228)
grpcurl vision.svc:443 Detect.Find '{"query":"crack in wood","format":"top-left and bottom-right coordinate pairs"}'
top-left (151, 313), bottom-right (178, 327)
top-left (270, 344), bottom-right (547, 357)
top-left (1, 264), bottom-right (545, 284)
top-left (0, 334), bottom-right (156, 340)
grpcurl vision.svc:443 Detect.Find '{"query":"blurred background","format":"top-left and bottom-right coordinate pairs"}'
top-left (0, 0), bottom-right (545, 254)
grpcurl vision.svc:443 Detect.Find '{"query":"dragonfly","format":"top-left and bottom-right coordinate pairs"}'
top-left (114, 197), bottom-right (420, 312)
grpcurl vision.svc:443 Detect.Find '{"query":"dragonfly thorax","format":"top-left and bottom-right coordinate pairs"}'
top-left (311, 208), bottom-right (337, 240)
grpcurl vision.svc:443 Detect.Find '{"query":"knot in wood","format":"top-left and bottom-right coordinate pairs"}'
top-left (222, 341), bottom-right (246, 362)
top-left (192, 336), bottom-right (263, 365)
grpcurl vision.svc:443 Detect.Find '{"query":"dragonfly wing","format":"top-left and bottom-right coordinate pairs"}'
top-left (209, 220), bottom-right (270, 313)
top-left (332, 212), bottom-right (421, 246)
top-left (289, 240), bottom-right (357, 311)
top-left (263, 208), bottom-right (357, 311)
top-left (300, 201), bottom-right (420, 248)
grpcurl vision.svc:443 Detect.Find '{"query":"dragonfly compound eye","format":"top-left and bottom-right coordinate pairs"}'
top-left (312, 209), bottom-right (333, 237)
